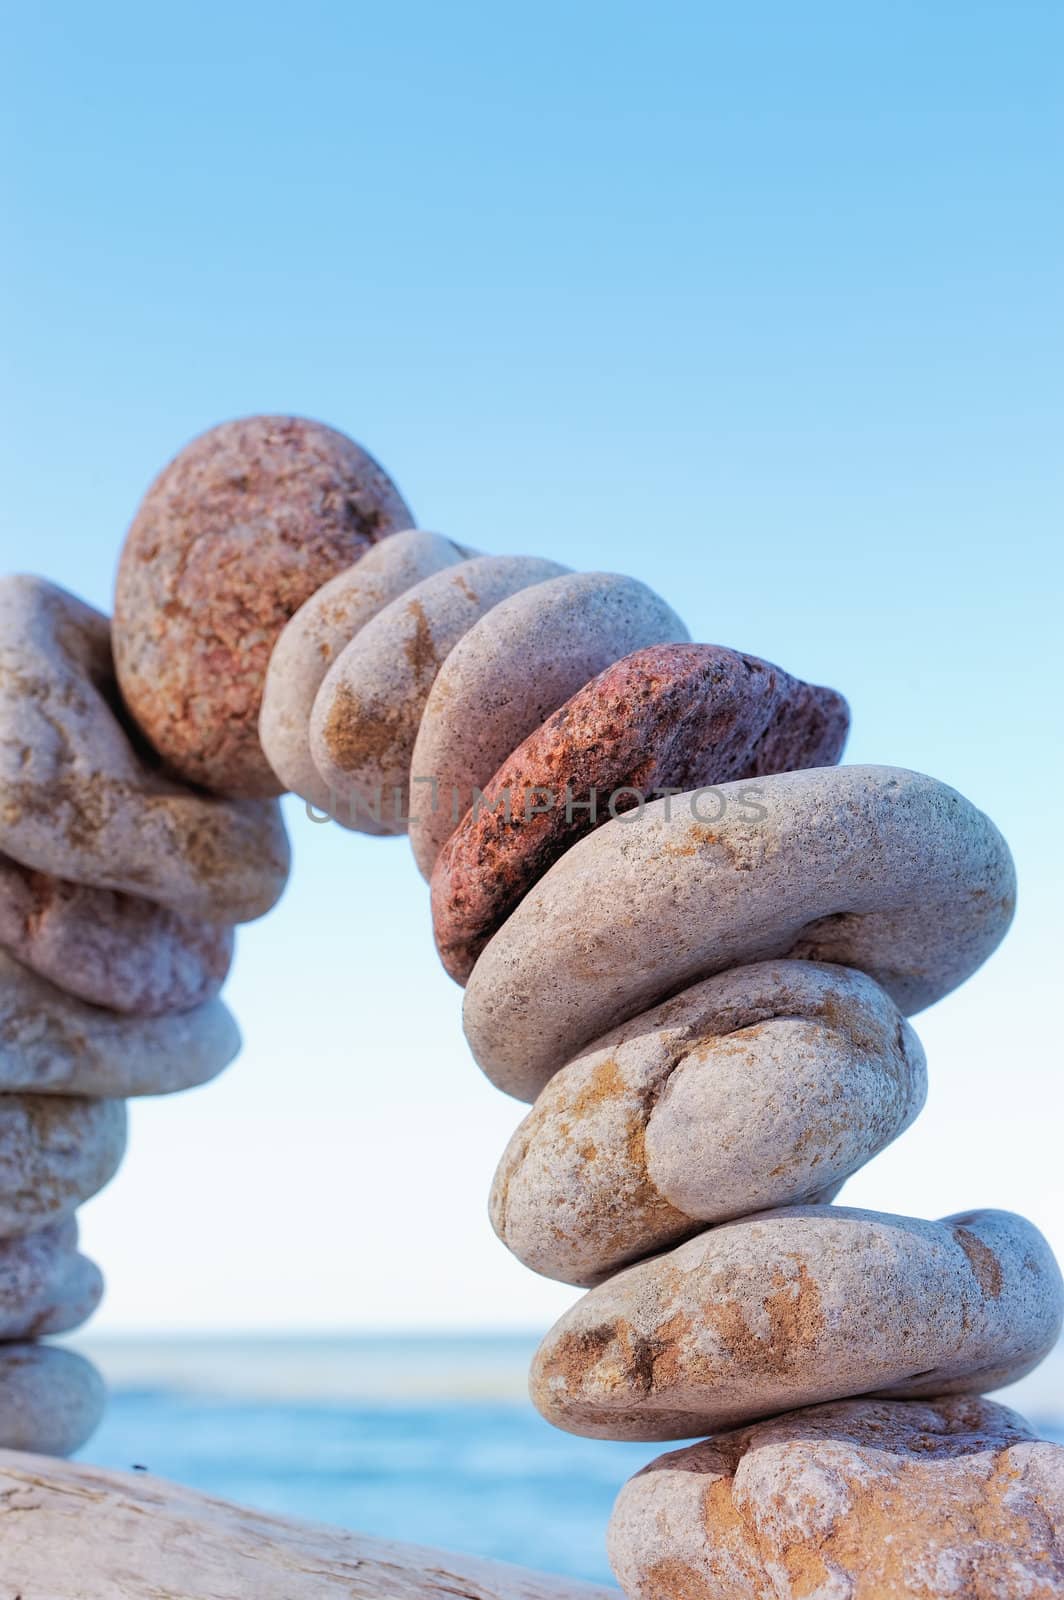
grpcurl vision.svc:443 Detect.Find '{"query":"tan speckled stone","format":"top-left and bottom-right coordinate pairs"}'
top-left (0, 576), bottom-right (289, 923)
top-left (0, 1344), bottom-right (106, 1455)
top-left (0, 950), bottom-right (240, 1096)
top-left (0, 1217), bottom-right (102, 1338)
top-left (608, 1396), bottom-right (1064, 1600)
top-left (309, 555), bottom-right (567, 832)
top-left (113, 416), bottom-right (413, 796)
top-left (492, 962), bottom-right (925, 1286)
top-left (0, 853), bottom-right (233, 1016)
top-left (464, 765), bottom-right (1015, 1100)
top-left (408, 573), bottom-right (689, 876)
top-left (0, 1094), bottom-right (126, 1237)
top-left (260, 529), bottom-right (470, 829)
top-left (530, 1206), bottom-right (1063, 1441)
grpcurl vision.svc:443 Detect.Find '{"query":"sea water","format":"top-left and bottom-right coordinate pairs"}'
top-left (72, 1333), bottom-right (1064, 1585)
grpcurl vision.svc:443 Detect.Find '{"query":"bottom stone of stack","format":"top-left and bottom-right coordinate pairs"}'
top-left (0, 1343), bottom-right (105, 1455)
top-left (608, 1395), bottom-right (1064, 1600)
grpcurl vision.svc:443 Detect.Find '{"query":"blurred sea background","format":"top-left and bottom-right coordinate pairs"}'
top-left (71, 1332), bottom-right (1064, 1585)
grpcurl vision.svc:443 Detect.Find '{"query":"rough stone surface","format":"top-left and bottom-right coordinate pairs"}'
top-left (261, 530), bottom-right (470, 827)
top-left (0, 1093), bottom-right (127, 1236)
top-left (608, 1396), bottom-right (1064, 1600)
top-left (0, 949), bottom-right (240, 1096)
top-left (531, 1205), bottom-right (1064, 1440)
top-left (113, 415), bottom-right (413, 796)
top-left (310, 555), bottom-right (567, 832)
top-left (436, 643), bottom-right (849, 982)
top-left (0, 1343), bottom-right (105, 1455)
top-left (0, 575), bottom-right (290, 923)
top-left (0, 1216), bottom-right (103, 1338)
top-left (0, 852), bottom-right (233, 1015)
top-left (409, 575), bottom-right (691, 879)
top-left (492, 962), bottom-right (925, 1286)
top-left (0, 1452), bottom-right (621, 1598)
top-left (464, 764), bottom-right (1015, 1100)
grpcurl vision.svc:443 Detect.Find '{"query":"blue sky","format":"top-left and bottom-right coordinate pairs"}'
top-left (1, 1), bottom-right (1062, 1332)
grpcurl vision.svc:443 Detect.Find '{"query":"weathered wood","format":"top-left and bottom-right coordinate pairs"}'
top-left (0, 1449), bottom-right (620, 1600)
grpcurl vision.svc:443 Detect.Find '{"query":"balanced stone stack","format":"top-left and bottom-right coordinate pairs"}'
top-left (0, 576), bottom-right (292, 1453)
top-left (7, 413), bottom-right (1061, 1595)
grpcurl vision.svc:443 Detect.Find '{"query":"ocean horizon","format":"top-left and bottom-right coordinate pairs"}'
top-left (68, 1331), bottom-right (1064, 1585)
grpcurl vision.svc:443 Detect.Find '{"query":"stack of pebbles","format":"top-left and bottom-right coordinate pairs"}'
top-left (0, 568), bottom-right (291, 1453)
top-left (25, 413), bottom-right (1062, 1593)
top-left (0, 423), bottom-right (396, 1451)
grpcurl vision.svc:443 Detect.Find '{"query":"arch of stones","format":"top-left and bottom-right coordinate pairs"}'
top-left (0, 416), bottom-right (1060, 1597)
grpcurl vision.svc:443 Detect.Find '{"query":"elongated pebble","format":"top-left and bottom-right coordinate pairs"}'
top-left (0, 1218), bottom-right (102, 1339)
top-left (0, 576), bottom-right (290, 923)
top-left (492, 961), bottom-right (925, 1285)
top-left (0, 1344), bottom-right (106, 1455)
top-left (113, 415), bottom-right (413, 796)
top-left (409, 573), bottom-right (690, 877)
top-left (261, 529), bottom-right (469, 828)
top-left (0, 1094), bottom-right (127, 1237)
top-left (0, 854), bottom-right (233, 1016)
top-left (310, 555), bottom-right (567, 832)
top-left (530, 1205), bottom-right (1063, 1440)
top-left (608, 1396), bottom-right (1064, 1600)
top-left (464, 764), bottom-right (1015, 1100)
top-left (0, 950), bottom-right (240, 1096)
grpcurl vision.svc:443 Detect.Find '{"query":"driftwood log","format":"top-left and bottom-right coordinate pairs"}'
top-left (0, 1450), bottom-right (619, 1600)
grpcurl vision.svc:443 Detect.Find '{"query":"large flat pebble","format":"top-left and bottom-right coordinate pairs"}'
top-left (530, 1205), bottom-right (1063, 1440)
top-left (464, 764), bottom-right (1015, 1099)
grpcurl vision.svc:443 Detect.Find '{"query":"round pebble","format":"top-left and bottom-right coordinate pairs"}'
top-left (0, 576), bottom-right (290, 923)
top-left (408, 573), bottom-right (690, 878)
top-left (113, 415), bottom-right (413, 796)
top-left (309, 554), bottom-right (566, 832)
top-left (0, 1344), bottom-right (106, 1455)
top-left (0, 1218), bottom-right (103, 1339)
top-left (464, 764), bottom-right (1015, 1100)
top-left (0, 853), bottom-right (233, 1015)
top-left (530, 1205), bottom-right (1064, 1440)
top-left (608, 1396), bottom-right (1064, 1600)
top-left (435, 643), bottom-right (849, 983)
top-left (492, 961), bottom-right (925, 1285)
top-left (0, 1094), bottom-right (127, 1237)
top-left (0, 950), bottom-right (240, 1097)
top-left (260, 529), bottom-right (469, 827)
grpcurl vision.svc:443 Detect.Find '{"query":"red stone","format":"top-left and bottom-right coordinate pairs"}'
top-left (431, 644), bottom-right (848, 983)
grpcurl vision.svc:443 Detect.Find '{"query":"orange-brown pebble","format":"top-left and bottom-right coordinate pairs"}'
top-left (113, 416), bottom-right (413, 796)
top-left (608, 1396), bottom-right (1064, 1600)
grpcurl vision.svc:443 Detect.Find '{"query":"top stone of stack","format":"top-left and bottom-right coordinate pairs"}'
top-left (113, 416), bottom-right (413, 796)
